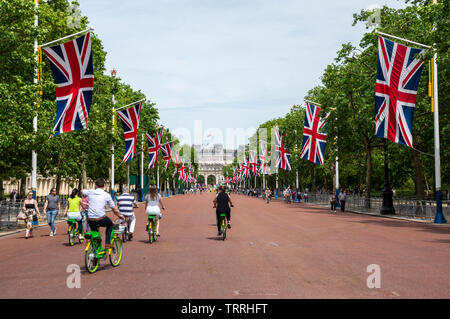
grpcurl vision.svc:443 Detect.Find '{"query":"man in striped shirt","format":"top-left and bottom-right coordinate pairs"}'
top-left (117, 186), bottom-right (138, 240)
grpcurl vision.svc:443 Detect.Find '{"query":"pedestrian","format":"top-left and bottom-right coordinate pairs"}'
top-left (339, 189), bottom-right (347, 212)
top-left (116, 186), bottom-right (138, 240)
top-left (43, 188), bottom-right (61, 237)
top-left (145, 185), bottom-right (166, 237)
top-left (21, 191), bottom-right (41, 238)
top-left (330, 194), bottom-right (337, 213)
top-left (63, 188), bottom-right (84, 240)
top-left (80, 192), bottom-right (90, 232)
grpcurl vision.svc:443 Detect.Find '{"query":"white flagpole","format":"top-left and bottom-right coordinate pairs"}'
top-left (40, 27), bottom-right (93, 48)
top-left (141, 133), bottom-right (144, 201)
top-left (32, 0), bottom-right (38, 199)
top-left (111, 70), bottom-right (116, 198)
top-left (432, 0), bottom-right (445, 223)
top-left (115, 98), bottom-right (145, 111)
top-left (375, 30), bottom-right (431, 49)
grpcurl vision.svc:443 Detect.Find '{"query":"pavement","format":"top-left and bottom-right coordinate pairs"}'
top-left (0, 192), bottom-right (449, 299)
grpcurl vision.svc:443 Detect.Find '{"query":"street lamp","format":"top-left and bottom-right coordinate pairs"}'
top-left (380, 139), bottom-right (395, 214)
top-left (110, 68), bottom-right (117, 198)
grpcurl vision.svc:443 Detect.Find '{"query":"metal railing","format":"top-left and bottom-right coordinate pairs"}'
top-left (290, 193), bottom-right (450, 222)
top-left (0, 198), bottom-right (68, 230)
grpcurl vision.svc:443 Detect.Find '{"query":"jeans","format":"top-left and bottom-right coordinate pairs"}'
top-left (81, 211), bottom-right (89, 232)
top-left (46, 210), bottom-right (58, 233)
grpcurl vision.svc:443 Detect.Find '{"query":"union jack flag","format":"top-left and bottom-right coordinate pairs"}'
top-left (178, 162), bottom-right (187, 181)
top-left (161, 142), bottom-right (174, 169)
top-left (375, 36), bottom-right (424, 147)
top-left (300, 103), bottom-right (327, 166)
top-left (249, 150), bottom-right (259, 176)
top-left (146, 127), bottom-right (163, 168)
top-left (274, 126), bottom-right (291, 171)
top-left (43, 33), bottom-right (94, 135)
top-left (241, 158), bottom-right (250, 179)
top-left (116, 102), bottom-right (142, 162)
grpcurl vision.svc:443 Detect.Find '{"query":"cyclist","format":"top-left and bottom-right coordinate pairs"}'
top-left (145, 185), bottom-right (165, 237)
top-left (116, 186), bottom-right (138, 240)
top-left (81, 178), bottom-right (124, 249)
top-left (213, 186), bottom-right (233, 235)
top-left (63, 188), bottom-right (84, 240)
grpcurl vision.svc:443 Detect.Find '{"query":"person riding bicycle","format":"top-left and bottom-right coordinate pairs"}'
top-left (145, 185), bottom-right (165, 237)
top-left (213, 186), bottom-right (233, 235)
top-left (117, 186), bottom-right (138, 240)
top-left (81, 178), bottom-right (124, 249)
top-left (63, 188), bottom-right (84, 240)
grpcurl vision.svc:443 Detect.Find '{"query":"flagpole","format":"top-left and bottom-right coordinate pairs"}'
top-left (31, 0), bottom-right (38, 200)
top-left (110, 69), bottom-right (116, 199)
top-left (375, 30), bottom-right (431, 49)
top-left (432, 0), bottom-right (446, 224)
top-left (115, 98), bottom-right (145, 111)
top-left (141, 133), bottom-right (144, 201)
top-left (40, 27), bottom-right (93, 48)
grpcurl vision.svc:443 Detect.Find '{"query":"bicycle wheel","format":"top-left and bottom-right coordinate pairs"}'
top-left (221, 217), bottom-right (227, 241)
top-left (109, 237), bottom-right (123, 267)
top-left (148, 222), bottom-right (153, 244)
top-left (68, 224), bottom-right (75, 246)
top-left (122, 228), bottom-right (127, 243)
top-left (85, 241), bottom-right (99, 273)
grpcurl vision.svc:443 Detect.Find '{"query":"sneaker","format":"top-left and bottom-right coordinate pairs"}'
top-left (227, 222), bottom-right (231, 229)
top-left (49, 231), bottom-right (54, 237)
top-left (217, 231), bottom-right (222, 236)
top-left (128, 233), bottom-right (133, 241)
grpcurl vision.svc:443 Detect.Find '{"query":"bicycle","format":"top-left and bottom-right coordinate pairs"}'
top-left (118, 216), bottom-right (131, 243)
top-left (218, 212), bottom-right (227, 241)
top-left (67, 218), bottom-right (83, 246)
top-left (146, 215), bottom-right (158, 244)
top-left (84, 223), bottom-right (123, 273)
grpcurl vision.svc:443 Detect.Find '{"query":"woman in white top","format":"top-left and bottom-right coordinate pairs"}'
top-left (145, 185), bottom-right (165, 236)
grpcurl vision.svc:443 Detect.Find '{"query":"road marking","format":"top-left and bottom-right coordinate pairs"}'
top-left (269, 242), bottom-right (279, 247)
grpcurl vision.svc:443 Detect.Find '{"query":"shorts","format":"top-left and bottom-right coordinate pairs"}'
top-left (67, 212), bottom-right (82, 221)
top-left (146, 206), bottom-right (162, 219)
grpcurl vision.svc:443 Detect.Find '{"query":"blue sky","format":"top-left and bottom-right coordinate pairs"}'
top-left (77, 0), bottom-right (407, 148)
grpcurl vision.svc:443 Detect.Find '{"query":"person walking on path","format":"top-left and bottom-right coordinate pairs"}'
top-left (330, 194), bottom-right (337, 213)
top-left (117, 186), bottom-right (138, 240)
top-left (81, 178), bottom-right (124, 249)
top-left (21, 191), bottom-right (41, 238)
top-left (80, 193), bottom-right (89, 233)
top-left (339, 190), bottom-right (347, 212)
top-left (63, 188), bottom-right (84, 240)
top-left (43, 188), bottom-right (61, 237)
top-left (145, 185), bottom-right (165, 237)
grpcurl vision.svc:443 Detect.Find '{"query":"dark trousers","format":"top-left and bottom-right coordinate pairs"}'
top-left (340, 200), bottom-right (346, 212)
top-left (331, 201), bottom-right (336, 211)
top-left (216, 210), bottom-right (230, 232)
top-left (88, 216), bottom-right (113, 245)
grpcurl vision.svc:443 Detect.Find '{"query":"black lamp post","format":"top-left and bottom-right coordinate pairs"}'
top-left (380, 139), bottom-right (395, 214)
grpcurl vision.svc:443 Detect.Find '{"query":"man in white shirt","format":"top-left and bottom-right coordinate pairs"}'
top-left (82, 178), bottom-right (124, 248)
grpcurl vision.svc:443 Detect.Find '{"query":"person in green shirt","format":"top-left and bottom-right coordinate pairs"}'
top-left (64, 188), bottom-right (84, 240)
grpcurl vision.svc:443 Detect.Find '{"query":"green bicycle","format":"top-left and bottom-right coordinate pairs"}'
top-left (218, 212), bottom-right (227, 241)
top-left (146, 215), bottom-right (158, 244)
top-left (84, 224), bottom-right (123, 273)
top-left (67, 218), bottom-right (83, 246)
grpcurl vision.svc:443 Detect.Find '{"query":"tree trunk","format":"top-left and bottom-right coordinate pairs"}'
top-left (82, 154), bottom-right (87, 189)
top-left (55, 175), bottom-right (61, 195)
top-left (364, 139), bottom-right (372, 208)
top-left (0, 179), bottom-right (4, 200)
top-left (412, 148), bottom-right (425, 200)
top-left (20, 177), bottom-right (26, 198)
top-left (310, 163), bottom-right (315, 192)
